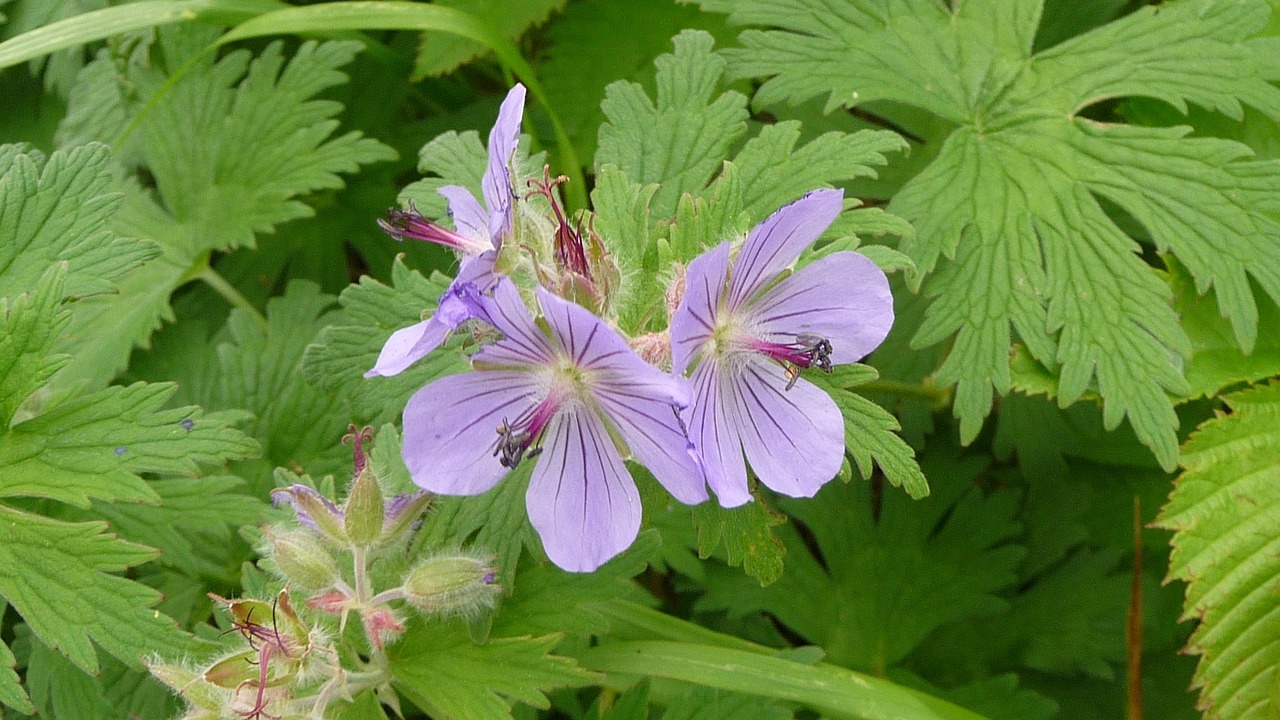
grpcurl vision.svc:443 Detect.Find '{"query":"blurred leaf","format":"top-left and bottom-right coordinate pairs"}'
top-left (413, 0), bottom-right (564, 79)
top-left (700, 447), bottom-right (1018, 672)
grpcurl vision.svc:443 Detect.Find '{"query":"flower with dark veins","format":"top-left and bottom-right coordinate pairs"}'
top-left (366, 83), bottom-right (526, 378)
top-left (670, 188), bottom-right (893, 507)
top-left (402, 278), bottom-right (707, 572)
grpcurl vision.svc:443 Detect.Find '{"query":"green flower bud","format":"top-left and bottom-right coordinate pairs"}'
top-left (343, 469), bottom-right (385, 548)
top-left (401, 553), bottom-right (501, 618)
top-left (267, 528), bottom-right (341, 590)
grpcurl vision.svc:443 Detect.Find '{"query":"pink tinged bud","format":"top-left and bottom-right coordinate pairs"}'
top-left (361, 606), bottom-right (406, 650)
top-left (343, 469), bottom-right (385, 548)
top-left (666, 262), bottom-right (686, 320)
top-left (306, 590), bottom-right (351, 616)
top-left (630, 331), bottom-right (673, 369)
top-left (266, 528), bottom-right (341, 591)
top-left (401, 554), bottom-right (501, 618)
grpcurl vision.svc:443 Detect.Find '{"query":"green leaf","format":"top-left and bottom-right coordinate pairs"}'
top-left (389, 622), bottom-right (595, 720)
top-left (660, 686), bottom-right (792, 720)
top-left (0, 606), bottom-right (30, 713)
top-left (810, 365), bottom-right (929, 499)
top-left (214, 0), bottom-right (588, 210)
top-left (491, 531), bottom-right (658, 637)
top-left (1171, 257), bottom-right (1280, 401)
top-left (593, 33), bottom-right (909, 334)
top-left (133, 281), bottom-right (351, 488)
top-left (412, 0), bottom-right (564, 79)
top-left (727, 121), bottom-right (905, 224)
top-left (89, 476), bottom-right (262, 578)
top-left (414, 463), bottom-right (535, 589)
top-left (0, 381), bottom-right (257, 508)
top-left (930, 674), bottom-right (1057, 720)
top-left (49, 28), bottom-right (394, 390)
top-left (1155, 381), bottom-right (1280, 719)
top-left (0, 0), bottom-right (284, 72)
top-left (691, 496), bottom-right (786, 586)
top-left (1004, 548), bottom-right (1129, 679)
top-left (0, 505), bottom-right (193, 674)
top-left (0, 265), bottom-right (70, 426)
top-left (596, 29), bottom-right (748, 219)
top-left (705, 0), bottom-right (1280, 470)
top-left (542, 0), bottom-right (733, 160)
top-left (0, 143), bottom-right (156, 301)
top-left (700, 448), bottom-right (1020, 673)
top-left (25, 639), bottom-right (110, 720)
top-left (576, 641), bottom-right (986, 720)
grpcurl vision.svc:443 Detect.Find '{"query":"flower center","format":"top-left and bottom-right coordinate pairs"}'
top-left (492, 367), bottom-right (588, 468)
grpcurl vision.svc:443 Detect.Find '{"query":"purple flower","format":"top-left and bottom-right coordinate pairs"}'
top-left (366, 84), bottom-right (526, 378)
top-left (670, 189), bottom-right (893, 507)
top-left (402, 278), bottom-right (707, 572)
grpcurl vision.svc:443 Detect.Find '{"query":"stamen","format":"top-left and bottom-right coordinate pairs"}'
top-left (751, 332), bottom-right (834, 390)
top-left (493, 395), bottom-right (561, 468)
top-left (377, 203), bottom-right (490, 255)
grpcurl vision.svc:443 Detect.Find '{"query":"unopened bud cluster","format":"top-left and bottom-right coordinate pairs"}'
top-left (149, 425), bottom-right (501, 720)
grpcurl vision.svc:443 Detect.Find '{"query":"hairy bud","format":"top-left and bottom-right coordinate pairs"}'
top-left (401, 553), bottom-right (501, 618)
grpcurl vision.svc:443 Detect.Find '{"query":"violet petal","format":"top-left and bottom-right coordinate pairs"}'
top-left (685, 361), bottom-right (751, 507)
top-left (525, 407), bottom-right (640, 572)
top-left (730, 355), bottom-right (845, 498)
top-left (365, 319), bottom-right (444, 378)
top-left (483, 84), bottom-right (526, 244)
top-left (402, 370), bottom-right (542, 495)
top-left (671, 241), bottom-right (730, 375)
top-left (437, 185), bottom-right (490, 243)
top-left (749, 251), bottom-right (894, 365)
top-left (727, 189), bottom-right (844, 308)
top-left (470, 278), bottom-right (556, 368)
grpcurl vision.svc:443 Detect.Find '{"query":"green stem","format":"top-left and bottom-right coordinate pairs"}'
top-left (198, 265), bottom-right (266, 327)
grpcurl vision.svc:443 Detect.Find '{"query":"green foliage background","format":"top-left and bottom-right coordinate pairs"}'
top-left (1, 0), bottom-right (1279, 719)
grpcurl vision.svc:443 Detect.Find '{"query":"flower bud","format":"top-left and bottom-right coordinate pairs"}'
top-left (271, 484), bottom-right (347, 545)
top-left (381, 490), bottom-right (433, 544)
top-left (267, 528), bottom-right (341, 590)
top-left (401, 553), bottom-right (501, 618)
top-left (342, 469), bottom-right (385, 548)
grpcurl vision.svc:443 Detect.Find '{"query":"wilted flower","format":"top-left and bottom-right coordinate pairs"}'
top-left (367, 83), bottom-right (526, 378)
top-left (670, 188), bottom-right (893, 506)
top-left (401, 277), bottom-right (707, 571)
